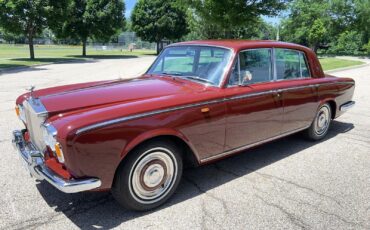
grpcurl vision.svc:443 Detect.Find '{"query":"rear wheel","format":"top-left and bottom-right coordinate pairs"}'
top-left (306, 103), bottom-right (332, 140)
top-left (112, 140), bottom-right (183, 211)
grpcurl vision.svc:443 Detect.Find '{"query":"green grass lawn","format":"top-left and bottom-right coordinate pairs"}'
top-left (0, 44), bottom-right (366, 72)
top-left (0, 44), bottom-right (155, 70)
top-left (319, 58), bottom-right (365, 71)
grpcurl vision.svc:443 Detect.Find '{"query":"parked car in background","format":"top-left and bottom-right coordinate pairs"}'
top-left (12, 40), bottom-right (355, 211)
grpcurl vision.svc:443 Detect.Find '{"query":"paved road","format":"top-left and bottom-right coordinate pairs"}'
top-left (0, 57), bottom-right (369, 230)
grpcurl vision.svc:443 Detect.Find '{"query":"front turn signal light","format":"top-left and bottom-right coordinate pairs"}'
top-left (15, 105), bottom-right (20, 117)
top-left (55, 142), bottom-right (65, 163)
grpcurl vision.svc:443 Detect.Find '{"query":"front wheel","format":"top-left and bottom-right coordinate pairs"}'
top-left (112, 140), bottom-right (183, 211)
top-left (306, 103), bottom-right (332, 140)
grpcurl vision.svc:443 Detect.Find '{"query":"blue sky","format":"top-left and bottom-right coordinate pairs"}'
top-left (125, 0), bottom-right (136, 17)
top-left (125, 0), bottom-right (281, 24)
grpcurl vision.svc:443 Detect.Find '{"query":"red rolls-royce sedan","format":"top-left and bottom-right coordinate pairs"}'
top-left (12, 40), bottom-right (355, 211)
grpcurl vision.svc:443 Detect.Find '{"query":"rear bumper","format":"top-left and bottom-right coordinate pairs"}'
top-left (12, 130), bottom-right (101, 193)
top-left (340, 101), bottom-right (355, 112)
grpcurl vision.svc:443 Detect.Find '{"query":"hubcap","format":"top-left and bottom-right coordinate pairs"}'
top-left (129, 148), bottom-right (177, 204)
top-left (315, 106), bottom-right (330, 135)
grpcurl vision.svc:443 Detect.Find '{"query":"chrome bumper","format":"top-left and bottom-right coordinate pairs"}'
top-left (12, 130), bottom-right (101, 193)
top-left (340, 101), bottom-right (355, 112)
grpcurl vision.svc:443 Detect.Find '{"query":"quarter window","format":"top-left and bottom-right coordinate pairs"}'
top-left (275, 49), bottom-right (310, 80)
top-left (228, 49), bottom-right (272, 86)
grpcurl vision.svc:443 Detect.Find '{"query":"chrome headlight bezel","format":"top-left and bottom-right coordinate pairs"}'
top-left (42, 124), bottom-right (57, 151)
top-left (42, 123), bottom-right (65, 163)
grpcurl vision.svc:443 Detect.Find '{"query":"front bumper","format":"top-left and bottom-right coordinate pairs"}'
top-left (12, 130), bottom-right (101, 193)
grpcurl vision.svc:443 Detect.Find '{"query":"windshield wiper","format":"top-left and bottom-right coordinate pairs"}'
top-left (160, 71), bottom-right (183, 76)
top-left (183, 76), bottom-right (215, 85)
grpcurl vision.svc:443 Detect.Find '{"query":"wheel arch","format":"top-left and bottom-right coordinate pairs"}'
top-left (120, 129), bottom-right (200, 168)
top-left (320, 99), bottom-right (337, 119)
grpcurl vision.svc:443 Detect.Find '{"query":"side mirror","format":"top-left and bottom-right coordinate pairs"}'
top-left (240, 70), bottom-right (253, 85)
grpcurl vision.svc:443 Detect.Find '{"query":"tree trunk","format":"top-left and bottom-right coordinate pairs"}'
top-left (28, 35), bottom-right (35, 60)
top-left (311, 43), bottom-right (319, 54)
top-left (156, 41), bottom-right (160, 55)
top-left (82, 40), bottom-right (87, 56)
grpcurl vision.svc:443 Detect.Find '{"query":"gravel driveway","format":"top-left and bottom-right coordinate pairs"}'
top-left (0, 57), bottom-right (369, 230)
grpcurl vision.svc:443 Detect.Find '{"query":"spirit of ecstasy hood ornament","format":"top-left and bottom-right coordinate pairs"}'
top-left (27, 85), bottom-right (36, 98)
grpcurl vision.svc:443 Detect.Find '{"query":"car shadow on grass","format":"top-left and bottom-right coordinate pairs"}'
top-left (35, 120), bottom-right (353, 229)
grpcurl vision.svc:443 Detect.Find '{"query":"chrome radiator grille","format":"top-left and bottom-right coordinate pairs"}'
top-left (23, 99), bottom-right (48, 151)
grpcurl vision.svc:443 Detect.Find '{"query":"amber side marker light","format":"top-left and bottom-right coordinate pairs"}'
top-left (201, 107), bottom-right (210, 113)
top-left (55, 142), bottom-right (65, 163)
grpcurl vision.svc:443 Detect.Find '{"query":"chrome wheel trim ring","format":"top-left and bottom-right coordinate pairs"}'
top-left (314, 105), bottom-right (330, 136)
top-left (128, 147), bottom-right (178, 204)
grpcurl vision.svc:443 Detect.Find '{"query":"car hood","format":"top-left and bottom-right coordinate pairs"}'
top-left (32, 77), bottom-right (198, 115)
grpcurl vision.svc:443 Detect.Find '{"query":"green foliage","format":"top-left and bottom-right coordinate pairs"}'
top-left (281, 0), bottom-right (369, 55)
top-left (131, 0), bottom-right (188, 49)
top-left (185, 12), bottom-right (277, 40)
top-left (363, 41), bottom-right (370, 55)
top-left (308, 19), bottom-right (327, 52)
top-left (354, 0), bottom-right (370, 43)
top-left (280, 0), bottom-right (331, 50)
top-left (186, 0), bottom-right (287, 38)
top-left (0, 0), bottom-right (69, 58)
top-left (328, 31), bottom-right (363, 55)
top-left (53, 0), bottom-right (125, 56)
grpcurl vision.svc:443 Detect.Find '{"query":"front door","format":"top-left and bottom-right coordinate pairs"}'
top-left (223, 48), bottom-right (283, 152)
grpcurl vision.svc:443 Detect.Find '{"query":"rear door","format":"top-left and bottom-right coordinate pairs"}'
top-left (275, 48), bottom-right (319, 133)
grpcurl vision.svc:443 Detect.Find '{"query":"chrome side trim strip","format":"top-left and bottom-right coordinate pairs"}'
top-left (228, 90), bottom-right (274, 100)
top-left (339, 101), bottom-right (355, 111)
top-left (76, 89), bottom-right (281, 134)
top-left (200, 125), bottom-right (310, 163)
top-left (76, 98), bottom-right (226, 134)
top-left (278, 85), bottom-right (314, 92)
top-left (75, 81), bottom-right (354, 134)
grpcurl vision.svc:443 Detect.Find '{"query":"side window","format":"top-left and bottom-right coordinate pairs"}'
top-left (276, 49), bottom-right (310, 80)
top-left (299, 52), bottom-right (310, 78)
top-left (228, 49), bottom-right (272, 86)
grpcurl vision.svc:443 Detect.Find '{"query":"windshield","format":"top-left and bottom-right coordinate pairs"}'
top-left (147, 45), bottom-right (232, 86)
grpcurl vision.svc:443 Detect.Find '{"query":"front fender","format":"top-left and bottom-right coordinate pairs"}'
top-left (121, 128), bottom-right (200, 162)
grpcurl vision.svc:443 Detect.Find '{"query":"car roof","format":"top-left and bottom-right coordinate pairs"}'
top-left (169, 40), bottom-right (311, 53)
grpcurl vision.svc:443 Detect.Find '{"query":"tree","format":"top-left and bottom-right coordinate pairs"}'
top-left (280, 0), bottom-right (331, 51)
top-left (0, 0), bottom-right (68, 59)
top-left (186, 0), bottom-right (288, 38)
top-left (280, 0), bottom-right (369, 55)
top-left (308, 19), bottom-right (327, 53)
top-left (328, 31), bottom-right (363, 55)
top-left (131, 0), bottom-right (188, 54)
top-left (354, 0), bottom-right (370, 44)
top-left (53, 0), bottom-right (125, 56)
